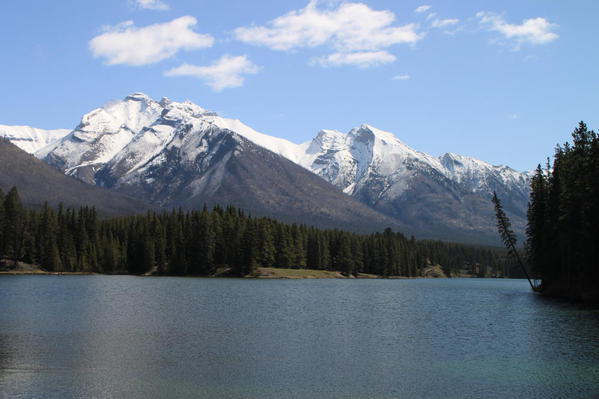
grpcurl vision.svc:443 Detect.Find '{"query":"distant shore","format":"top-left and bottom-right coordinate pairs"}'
top-left (0, 261), bottom-right (95, 275)
top-left (0, 262), bottom-right (476, 279)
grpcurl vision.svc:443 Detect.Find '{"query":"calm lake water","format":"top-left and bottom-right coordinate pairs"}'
top-left (0, 277), bottom-right (598, 399)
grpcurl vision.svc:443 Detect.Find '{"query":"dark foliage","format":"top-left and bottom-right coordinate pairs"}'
top-left (526, 122), bottom-right (599, 301)
top-left (0, 187), bottom-right (512, 277)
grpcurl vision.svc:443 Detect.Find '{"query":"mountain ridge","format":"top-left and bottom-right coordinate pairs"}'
top-left (0, 139), bottom-right (148, 215)
top-left (0, 93), bottom-right (530, 243)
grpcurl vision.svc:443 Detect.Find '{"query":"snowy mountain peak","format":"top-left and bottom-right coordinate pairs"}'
top-left (438, 151), bottom-right (530, 196)
top-left (26, 93), bottom-right (531, 243)
top-left (308, 129), bottom-right (346, 152)
top-left (350, 124), bottom-right (400, 143)
top-left (348, 124), bottom-right (377, 144)
top-left (0, 125), bottom-right (70, 153)
top-left (77, 93), bottom-right (163, 135)
top-left (125, 92), bottom-right (153, 102)
top-left (163, 99), bottom-right (212, 120)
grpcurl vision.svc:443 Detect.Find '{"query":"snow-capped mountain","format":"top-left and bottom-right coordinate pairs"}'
top-left (0, 125), bottom-right (70, 153)
top-left (36, 93), bottom-right (403, 233)
top-left (27, 93), bottom-right (530, 242)
top-left (300, 124), bottom-right (530, 201)
top-left (0, 139), bottom-right (147, 215)
top-left (38, 93), bottom-right (303, 184)
top-left (297, 124), bottom-right (530, 242)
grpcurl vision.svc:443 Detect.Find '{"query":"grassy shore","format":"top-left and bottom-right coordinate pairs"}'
top-left (0, 262), bottom-right (383, 278)
top-left (250, 267), bottom-right (380, 279)
top-left (0, 261), bottom-right (459, 279)
top-left (0, 260), bottom-right (94, 275)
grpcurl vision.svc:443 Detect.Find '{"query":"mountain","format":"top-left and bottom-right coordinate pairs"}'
top-left (35, 94), bottom-right (404, 233)
top-left (297, 125), bottom-right (530, 243)
top-left (25, 93), bottom-right (530, 243)
top-left (0, 125), bottom-right (69, 153)
top-left (0, 139), bottom-right (148, 215)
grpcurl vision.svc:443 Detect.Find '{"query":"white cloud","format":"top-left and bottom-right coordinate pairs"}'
top-left (313, 51), bottom-right (396, 68)
top-left (507, 113), bottom-right (518, 119)
top-left (392, 74), bottom-right (410, 80)
top-left (89, 16), bottom-right (214, 66)
top-left (476, 12), bottom-right (558, 48)
top-left (234, 0), bottom-right (422, 67)
top-left (134, 0), bottom-right (169, 10)
top-left (165, 55), bottom-right (260, 91)
top-left (414, 5), bottom-right (432, 14)
top-left (431, 18), bottom-right (459, 28)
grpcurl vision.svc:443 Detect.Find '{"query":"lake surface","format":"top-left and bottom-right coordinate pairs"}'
top-left (0, 277), bottom-right (598, 399)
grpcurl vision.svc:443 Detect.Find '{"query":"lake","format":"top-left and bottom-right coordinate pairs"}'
top-left (0, 277), bottom-right (598, 398)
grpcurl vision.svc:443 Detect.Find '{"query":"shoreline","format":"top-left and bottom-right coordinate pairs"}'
top-left (0, 270), bottom-right (96, 276)
top-left (0, 262), bottom-right (493, 280)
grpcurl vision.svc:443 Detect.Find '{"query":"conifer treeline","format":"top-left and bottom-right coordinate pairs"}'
top-left (526, 122), bottom-right (599, 300)
top-left (0, 187), bottom-right (510, 276)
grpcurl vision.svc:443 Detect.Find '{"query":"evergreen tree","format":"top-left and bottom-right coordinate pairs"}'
top-left (0, 188), bottom-right (4, 259)
top-left (0, 186), bottom-right (510, 279)
top-left (39, 203), bottom-right (62, 271)
top-left (256, 220), bottom-right (275, 268)
top-left (525, 122), bottom-right (599, 300)
top-left (526, 165), bottom-right (548, 279)
top-left (3, 187), bottom-right (25, 264)
top-left (238, 220), bottom-right (259, 276)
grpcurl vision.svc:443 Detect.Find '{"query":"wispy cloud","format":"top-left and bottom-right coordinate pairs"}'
top-left (476, 12), bottom-right (559, 49)
top-left (165, 55), bottom-right (260, 91)
top-left (313, 51), bottom-right (396, 68)
top-left (507, 113), bottom-right (518, 120)
top-left (431, 18), bottom-right (459, 28)
top-left (234, 1), bottom-right (422, 68)
top-left (89, 16), bottom-right (214, 66)
top-left (414, 5), bottom-right (431, 14)
top-left (392, 74), bottom-right (410, 80)
top-left (134, 0), bottom-right (169, 11)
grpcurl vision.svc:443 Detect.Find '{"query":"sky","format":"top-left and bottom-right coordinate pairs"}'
top-left (1, 0), bottom-right (598, 171)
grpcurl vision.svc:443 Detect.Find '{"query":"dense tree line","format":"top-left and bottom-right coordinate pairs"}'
top-left (0, 187), bottom-right (510, 277)
top-left (526, 122), bottom-right (599, 300)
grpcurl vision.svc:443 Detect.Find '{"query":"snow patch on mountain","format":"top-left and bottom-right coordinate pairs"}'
top-left (36, 93), bottom-right (168, 182)
top-left (439, 152), bottom-right (531, 195)
top-left (298, 124), bottom-right (530, 200)
top-left (35, 92), bottom-right (530, 205)
top-left (0, 125), bottom-right (70, 153)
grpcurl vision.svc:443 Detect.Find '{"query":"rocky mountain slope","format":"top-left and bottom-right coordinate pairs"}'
top-left (32, 94), bottom-right (404, 233)
top-left (297, 124), bottom-right (530, 242)
top-left (0, 93), bottom-right (530, 242)
top-left (0, 139), bottom-right (147, 215)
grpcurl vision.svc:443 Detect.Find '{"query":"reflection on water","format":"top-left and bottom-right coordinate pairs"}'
top-left (0, 276), bottom-right (598, 398)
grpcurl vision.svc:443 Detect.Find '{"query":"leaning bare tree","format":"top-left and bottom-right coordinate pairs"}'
top-left (492, 191), bottom-right (539, 291)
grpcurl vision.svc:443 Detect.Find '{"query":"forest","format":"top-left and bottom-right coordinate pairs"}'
top-left (526, 121), bottom-right (599, 301)
top-left (0, 187), bottom-right (513, 277)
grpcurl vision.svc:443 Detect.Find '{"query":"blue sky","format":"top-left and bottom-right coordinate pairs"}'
top-left (1, 0), bottom-right (598, 170)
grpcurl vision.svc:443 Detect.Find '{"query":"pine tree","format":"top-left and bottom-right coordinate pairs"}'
top-left (3, 187), bottom-right (25, 264)
top-left (39, 203), bottom-right (62, 271)
top-left (335, 234), bottom-right (354, 275)
top-left (526, 165), bottom-right (548, 279)
top-left (256, 220), bottom-right (275, 268)
top-left (0, 188), bottom-right (4, 259)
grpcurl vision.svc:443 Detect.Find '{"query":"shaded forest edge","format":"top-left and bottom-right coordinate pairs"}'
top-left (0, 187), bottom-right (519, 279)
top-left (524, 122), bottom-right (599, 303)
